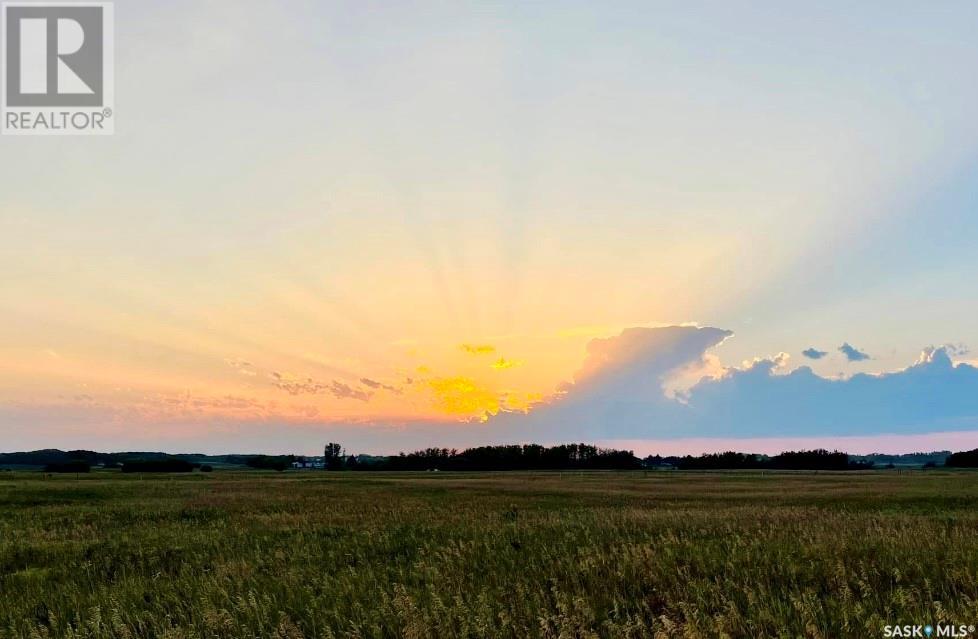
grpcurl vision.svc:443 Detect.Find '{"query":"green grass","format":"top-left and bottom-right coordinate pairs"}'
top-left (2, 470), bottom-right (978, 638)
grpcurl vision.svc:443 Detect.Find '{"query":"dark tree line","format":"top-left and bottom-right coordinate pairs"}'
top-left (670, 449), bottom-right (871, 470)
top-left (362, 444), bottom-right (642, 471)
top-left (945, 448), bottom-right (978, 468)
top-left (12, 446), bottom-right (978, 473)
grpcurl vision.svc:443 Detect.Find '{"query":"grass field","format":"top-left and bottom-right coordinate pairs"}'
top-left (2, 470), bottom-right (978, 638)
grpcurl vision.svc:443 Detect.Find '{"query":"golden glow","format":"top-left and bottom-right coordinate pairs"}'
top-left (491, 358), bottom-right (522, 370)
top-left (425, 376), bottom-right (500, 422)
top-left (459, 344), bottom-right (496, 355)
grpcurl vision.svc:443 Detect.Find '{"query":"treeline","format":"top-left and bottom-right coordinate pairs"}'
top-left (661, 449), bottom-right (872, 471)
top-left (946, 449), bottom-right (978, 468)
top-left (7, 446), bottom-right (978, 473)
top-left (648, 450), bottom-right (955, 470)
top-left (854, 451), bottom-right (950, 467)
top-left (17, 445), bottom-right (640, 473)
top-left (2, 449), bottom-right (281, 473)
top-left (364, 444), bottom-right (641, 471)
top-left (2, 449), bottom-right (219, 469)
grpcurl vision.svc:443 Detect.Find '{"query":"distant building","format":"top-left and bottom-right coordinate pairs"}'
top-left (291, 456), bottom-right (325, 470)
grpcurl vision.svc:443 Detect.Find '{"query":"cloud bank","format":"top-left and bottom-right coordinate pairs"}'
top-left (685, 345), bottom-right (978, 437)
top-left (481, 327), bottom-right (978, 442)
top-left (6, 326), bottom-right (978, 454)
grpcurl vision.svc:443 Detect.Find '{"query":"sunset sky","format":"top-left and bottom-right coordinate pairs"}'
top-left (3, 1), bottom-right (978, 454)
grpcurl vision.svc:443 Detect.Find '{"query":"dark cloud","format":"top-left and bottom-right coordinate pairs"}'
top-left (802, 348), bottom-right (828, 360)
top-left (271, 373), bottom-right (329, 396)
top-left (839, 342), bottom-right (870, 362)
top-left (360, 377), bottom-right (402, 394)
top-left (329, 381), bottom-right (372, 402)
top-left (271, 373), bottom-right (373, 401)
top-left (225, 358), bottom-right (258, 376)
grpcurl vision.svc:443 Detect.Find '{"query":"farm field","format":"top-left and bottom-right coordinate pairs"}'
top-left (2, 470), bottom-right (978, 638)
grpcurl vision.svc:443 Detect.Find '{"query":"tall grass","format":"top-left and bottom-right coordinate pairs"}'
top-left (2, 471), bottom-right (978, 638)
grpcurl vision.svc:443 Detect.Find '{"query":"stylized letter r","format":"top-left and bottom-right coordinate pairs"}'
top-left (19, 16), bottom-right (93, 95)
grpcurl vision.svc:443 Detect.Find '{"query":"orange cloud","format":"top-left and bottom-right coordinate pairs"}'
top-left (491, 357), bottom-right (522, 370)
top-left (459, 344), bottom-right (496, 355)
top-left (501, 391), bottom-right (543, 413)
top-left (426, 376), bottom-right (500, 421)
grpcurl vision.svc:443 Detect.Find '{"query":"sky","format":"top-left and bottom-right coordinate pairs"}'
top-left (3, 1), bottom-right (978, 455)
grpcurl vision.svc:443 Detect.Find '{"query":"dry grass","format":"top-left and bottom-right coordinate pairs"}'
top-left (2, 470), bottom-right (978, 638)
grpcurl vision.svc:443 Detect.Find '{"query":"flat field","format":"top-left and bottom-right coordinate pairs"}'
top-left (2, 470), bottom-right (978, 638)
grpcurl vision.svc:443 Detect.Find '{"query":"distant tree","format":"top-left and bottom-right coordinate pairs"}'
top-left (324, 443), bottom-right (345, 470)
top-left (642, 455), bottom-right (680, 469)
top-left (65, 450), bottom-right (100, 465)
top-left (858, 451), bottom-right (950, 467)
top-left (772, 449), bottom-right (849, 471)
top-left (678, 452), bottom-right (767, 470)
top-left (199, 464), bottom-right (213, 473)
top-left (673, 449), bottom-right (870, 471)
top-left (945, 449), bottom-right (978, 468)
